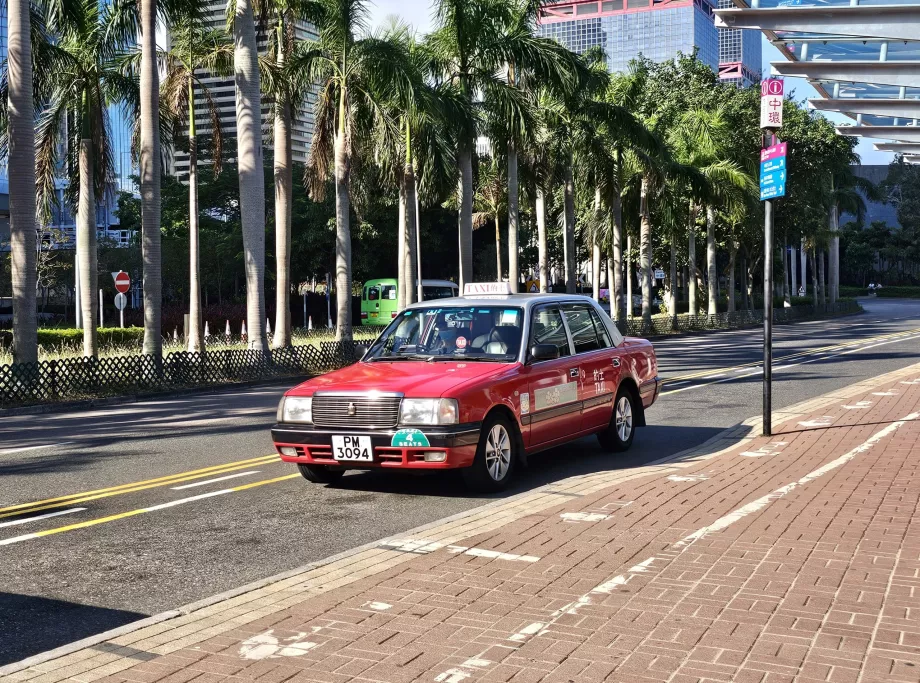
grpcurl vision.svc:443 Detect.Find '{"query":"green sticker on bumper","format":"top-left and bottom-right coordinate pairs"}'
top-left (391, 429), bottom-right (431, 448)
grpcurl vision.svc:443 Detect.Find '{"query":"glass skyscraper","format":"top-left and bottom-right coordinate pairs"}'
top-left (537, 0), bottom-right (759, 87)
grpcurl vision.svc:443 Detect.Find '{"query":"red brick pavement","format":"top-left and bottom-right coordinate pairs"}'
top-left (58, 376), bottom-right (920, 682)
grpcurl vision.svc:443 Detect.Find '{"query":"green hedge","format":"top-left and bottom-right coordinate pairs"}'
top-left (875, 286), bottom-right (920, 299)
top-left (37, 327), bottom-right (145, 349)
top-left (840, 286), bottom-right (869, 298)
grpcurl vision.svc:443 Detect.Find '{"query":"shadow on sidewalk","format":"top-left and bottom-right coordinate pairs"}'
top-left (321, 424), bottom-right (736, 500)
top-left (0, 592), bottom-right (148, 666)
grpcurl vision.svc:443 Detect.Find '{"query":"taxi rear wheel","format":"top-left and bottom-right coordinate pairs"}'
top-left (463, 414), bottom-right (518, 492)
top-left (598, 387), bottom-right (635, 453)
top-left (297, 464), bottom-right (345, 484)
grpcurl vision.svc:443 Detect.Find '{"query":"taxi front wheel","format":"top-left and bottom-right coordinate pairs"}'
top-left (463, 414), bottom-right (518, 492)
top-left (598, 387), bottom-right (635, 453)
top-left (297, 463), bottom-right (345, 484)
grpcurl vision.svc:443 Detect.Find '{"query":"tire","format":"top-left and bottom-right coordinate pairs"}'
top-left (297, 463), bottom-right (345, 484)
top-left (598, 386), bottom-right (636, 453)
top-left (462, 414), bottom-right (518, 492)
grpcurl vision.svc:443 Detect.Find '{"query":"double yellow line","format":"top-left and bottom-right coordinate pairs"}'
top-left (0, 454), bottom-right (281, 521)
top-left (662, 326), bottom-right (920, 385)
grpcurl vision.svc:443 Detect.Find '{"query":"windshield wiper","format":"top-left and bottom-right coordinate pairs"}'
top-left (368, 354), bottom-right (436, 362)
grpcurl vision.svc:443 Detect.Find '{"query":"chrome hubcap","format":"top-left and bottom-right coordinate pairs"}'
top-left (615, 396), bottom-right (633, 442)
top-left (485, 424), bottom-right (512, 481)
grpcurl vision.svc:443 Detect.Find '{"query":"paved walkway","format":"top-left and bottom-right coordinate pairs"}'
top-left (6, 363), bottom-right (920, 683)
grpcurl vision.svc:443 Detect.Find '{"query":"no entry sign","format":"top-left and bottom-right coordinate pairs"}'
top-left (113, 271), bottom-right (131, 294)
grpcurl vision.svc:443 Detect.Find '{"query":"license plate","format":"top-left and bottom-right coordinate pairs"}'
top-left (331, 435), bottom-right (374, 462)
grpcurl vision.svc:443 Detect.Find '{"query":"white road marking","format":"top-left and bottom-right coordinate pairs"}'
top-left (170, 471), bottom-right (260, 490)
top-left (461, 659), bottom-right (491, 668)
top-left (238, 631), bottom-right (318, 660)
top-left (741, 441), bottom-right (787, 458)
top-left (363, 601), bottom-right (391, 611)
top-left (560, 512), bottom-right (610, 522)
top-left (434, 669), bottom-right (470, 682)
top-left (666, 380), bottom-right (690, 387)
top-left (842, 401), bottom-right (873, 410)
top-left (447, 546), bottom-right (540, 563)
top-left (500, 413), bottom-right (919, 649)
top-left (667, 474), bottom-right (709, 482)
top-left (0, 508), bottom-right (86, 529)
top-left (901, 379), bottom-right (920, 385)
top-left (872, 392), bottom-right (899, 397)
top-left (799, 416), bottom-right (835, 428)
top-left (0, 443), bottom-right (71, 455)
top-left (842, 334), bottom-right (920, 355)
top-left (144, 489), bottom-right (232, 512)
top-left (379, 538), bottom-right (444, 554)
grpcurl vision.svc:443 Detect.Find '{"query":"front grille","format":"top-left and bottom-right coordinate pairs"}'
top-left (311, 394), bottom-right (401, 429)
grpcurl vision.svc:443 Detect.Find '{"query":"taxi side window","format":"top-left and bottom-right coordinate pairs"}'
top-left (529, 307), bottom-right (571, 359)
top-left (562, 304), bottom-right (609, 354)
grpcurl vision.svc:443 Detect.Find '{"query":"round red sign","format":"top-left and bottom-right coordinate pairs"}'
top-left (114, 271), bottom-right (130, 294)
top-left (456, 336), bottom-right (468, 350)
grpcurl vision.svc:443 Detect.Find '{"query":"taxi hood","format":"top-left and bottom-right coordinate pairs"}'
top-left (288, 360), bottom-right (516, 398)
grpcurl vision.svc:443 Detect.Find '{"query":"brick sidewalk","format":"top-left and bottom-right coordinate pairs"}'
top-left (7, 364), bottom-right (920, 683)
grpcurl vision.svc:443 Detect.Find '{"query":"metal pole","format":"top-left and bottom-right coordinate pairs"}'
top-left (120, 308), bottom-right (124, 329)
top-left (99, 288), bottom-right (104, 329)
top-left (763, 195), bottom-right (774, 437)
top-left (303, 292), bottom-right (307, 329)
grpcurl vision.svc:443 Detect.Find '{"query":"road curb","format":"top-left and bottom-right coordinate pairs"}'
top-left (4, 357), bottom-right (918, 681)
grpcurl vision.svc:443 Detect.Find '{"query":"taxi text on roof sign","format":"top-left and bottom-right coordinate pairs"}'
top-left (462, 282), bottom-right (514, 296)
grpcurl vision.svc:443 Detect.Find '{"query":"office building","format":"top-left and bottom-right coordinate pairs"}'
top-left (537, 0), bottom-right (759, 87)
top-left (167, 3), bottom-right (318, 179)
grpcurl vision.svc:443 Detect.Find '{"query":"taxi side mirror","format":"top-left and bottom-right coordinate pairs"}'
top-left (530, 344), bottom-right (559, 362)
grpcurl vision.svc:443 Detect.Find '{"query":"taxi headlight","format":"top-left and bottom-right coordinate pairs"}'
top-left (399, 398), bottom-right (459, 426)
top-left (279, 396), bottom-right (312, 424)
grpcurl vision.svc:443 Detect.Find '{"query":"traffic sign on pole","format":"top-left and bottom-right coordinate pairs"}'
top-left (113, 271), bottom-right (131, 294)
top-left (114, 292), bottom-right (127, 328)
top-left (760, 142), bottom-right (788, 201)
top-left (760, 78), bottom-right (784, 129)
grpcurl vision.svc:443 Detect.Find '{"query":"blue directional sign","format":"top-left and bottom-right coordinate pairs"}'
top-left (760, 143), bottom-right (787, 201)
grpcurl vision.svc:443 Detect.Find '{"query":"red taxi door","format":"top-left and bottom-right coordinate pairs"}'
top-left (524, 305), bottom-right (579, 447)
top-left (561, 303), bottom-right (620, 431)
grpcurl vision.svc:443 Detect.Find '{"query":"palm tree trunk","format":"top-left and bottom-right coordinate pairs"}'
top-left (706, 206), bottom-right (717, 315)
top-left (494, 215), bottom-right (502, 281)
top-left (536, 186), bottom-right (548, 293)
top-left (78, 139), bottom-right (98, 357)
top-left (7, 0), bottom-right (37, 364)
top-left (669, 235), bottom-right (677, 328)
top-left (507, 142), bottom-right (519, 291)
top-left (810, 249), bottom-right (819, 307)
top-left (414, 175), bottom-right (422, 302)
top-left (272, 97), bottom-right (293, 347)
top-left (404, 155), bottom-right (417, 305)
top-left (818, 249), bottom-right (826, 306)
top-left (234, 0), bottom-right (269, 351)
top-left (187, 122), bottom-right (203, 353)
top-left (140, 0), bottom-right (162, 358)
top-left (688, 203), bottom-right (697, 315)
top-left (333, 88), bottom-right (352, 341)
top-left (606, 259), bottom-right (615, 319)
top-left (397, 171), bottom-right (407, 310)
top-left (592, 187), bottom-right (601, 301)
top-left (639, 174), bottom-right (652, 328)
top-left (728, 241), bottom-right (737, 313)
top-left (458, 145), bottom-right (473, 290)
top-left (626, 235), bottom-right (633, 317)
top-left (611, 184), bottom-right (623, 321)
top-left (563, 163), bottom-right (576, 294)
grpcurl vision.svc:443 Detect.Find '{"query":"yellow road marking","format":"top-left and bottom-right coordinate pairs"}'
top-left (662, 327), bottom-right (920, 385)
top-left (0, 455), bottom-right (280, 520)
top-left (1, 474), bottom-right (301, 546)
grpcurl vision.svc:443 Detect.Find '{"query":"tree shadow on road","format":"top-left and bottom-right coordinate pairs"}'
top-left (0, 592), bottom-right (148, 666)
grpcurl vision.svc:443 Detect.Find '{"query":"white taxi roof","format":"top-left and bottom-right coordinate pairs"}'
top-left (403, 292), bottom-right (599, 311)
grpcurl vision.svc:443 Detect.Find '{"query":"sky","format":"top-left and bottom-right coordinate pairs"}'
top-left (367, 0), bottom-right (892, 166)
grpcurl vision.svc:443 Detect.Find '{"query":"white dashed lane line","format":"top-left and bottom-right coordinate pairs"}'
top-left (170, 471), bottom-right (261, 490)
top-left (0, 508), bottom-right (86, 529)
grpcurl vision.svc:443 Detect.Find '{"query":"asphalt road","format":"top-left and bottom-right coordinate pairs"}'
top-left (1, 297), bottom-right (919, 666)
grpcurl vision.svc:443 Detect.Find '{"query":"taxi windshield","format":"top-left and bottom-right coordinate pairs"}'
top-left (365, 306), bottom-right (524, 362)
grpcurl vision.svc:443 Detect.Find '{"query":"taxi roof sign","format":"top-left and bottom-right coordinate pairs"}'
top-left (462, 282), bottom-right (513, 297)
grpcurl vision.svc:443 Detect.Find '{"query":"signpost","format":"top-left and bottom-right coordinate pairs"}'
top-left (760, 79), bottom-right (785, 437)
top-left (112, 272), bottom-right (130, 328)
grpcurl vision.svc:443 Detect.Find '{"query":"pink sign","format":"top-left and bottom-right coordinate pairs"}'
top-left (761, 142), bottom-right (787, 163)
top-left (761, 79), bottom-right (784, 97)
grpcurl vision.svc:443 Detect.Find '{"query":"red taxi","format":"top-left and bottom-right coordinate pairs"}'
top-left (272, 284), bottom-right (660, 491)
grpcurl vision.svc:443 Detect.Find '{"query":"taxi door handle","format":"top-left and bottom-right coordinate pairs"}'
top-left (569, 367), bottom-right (579, 378)
top-left (612, 358), bottom-right (621, 368)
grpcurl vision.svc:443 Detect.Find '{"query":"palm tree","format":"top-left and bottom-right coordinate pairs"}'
top-left (160, 26), bottom-right (232, 352)
top-left (296, 0), bottom-right (414, 342)
top-left (33, 0), bottom-right (136, 357)
top-left (473, 155), bottom-right (507, 280)
top-left (4, 0), bottom-right (37, 364)
top-left (229, 0), bottom-right (269, 352)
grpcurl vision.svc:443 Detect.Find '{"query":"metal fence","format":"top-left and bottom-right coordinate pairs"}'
top-left (0, 341), bottom-right (366, 407)
top-left (0, 302), bottom-right (859, 408)
top-left (614, 301), bottom-right (861, 338)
